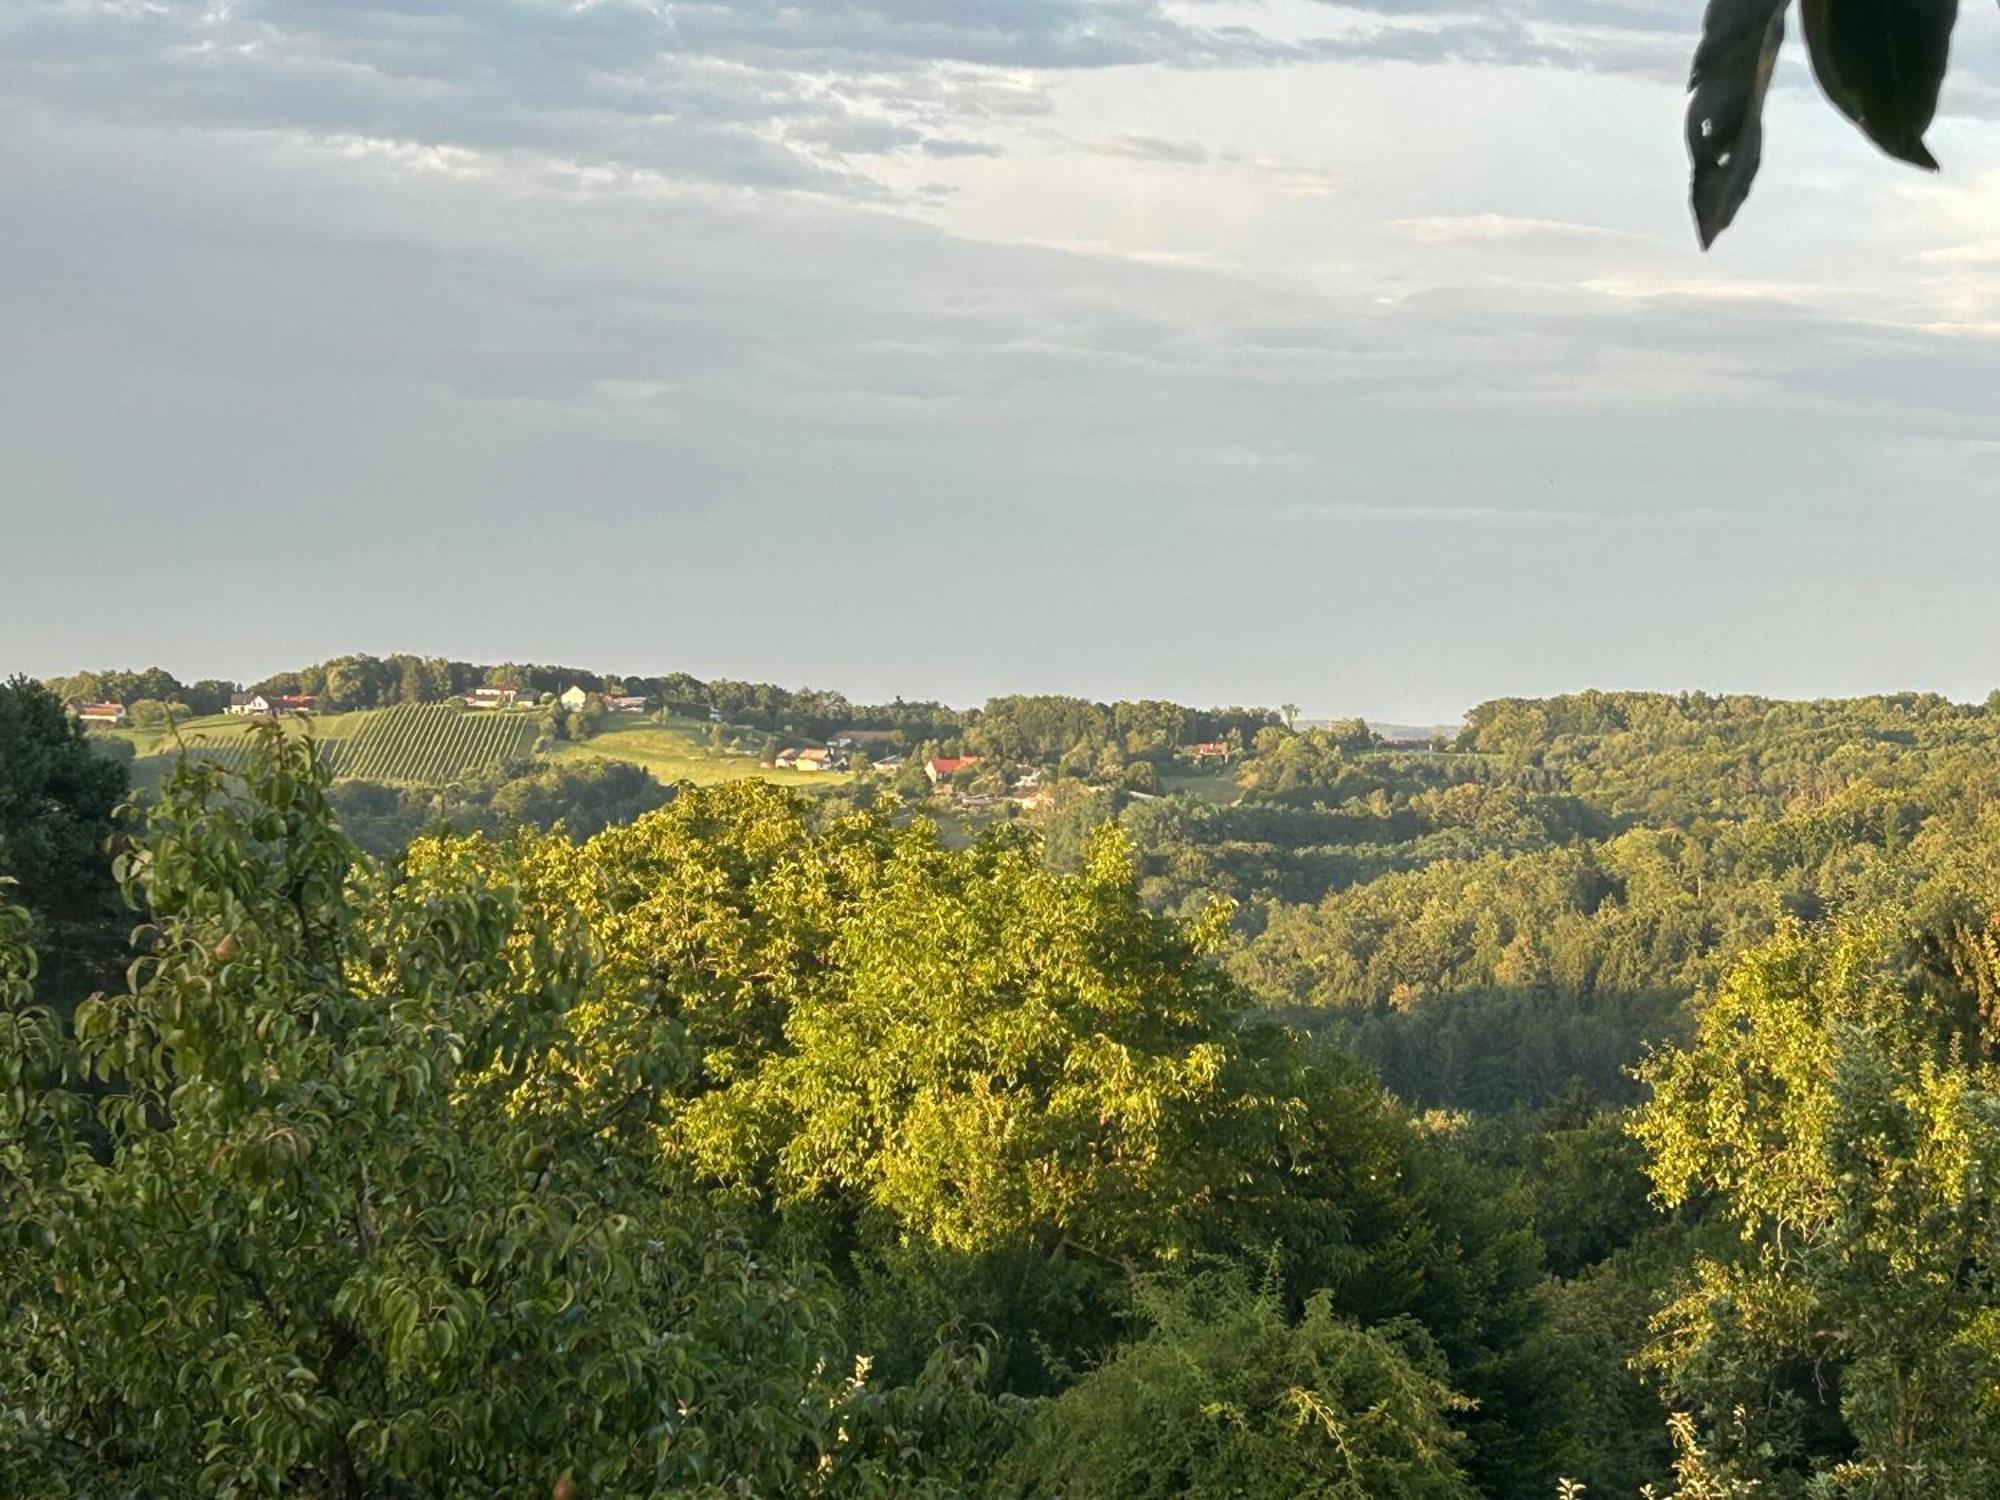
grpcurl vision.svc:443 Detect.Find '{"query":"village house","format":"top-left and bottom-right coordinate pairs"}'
top-left (558, 685), bottom-right (590, 711)
top-left (872, 754), bottom-right (908, 775)
top-left (602, 694), bottom-right (649, 714)
top-left (926, 755), bottom-right (981, 784)
top-left (792, 747), bottom-right (841, 772)
top-left (1189, 741), bottom-right (1234, 762)
top-left (74, 701), bottom-right (127, 726)
top-left (229, 692), bottom-right (316, 717)
top-left (773, 747), bottom-right (801, 769)
top-left (467, 687), bottom-right (520, 709)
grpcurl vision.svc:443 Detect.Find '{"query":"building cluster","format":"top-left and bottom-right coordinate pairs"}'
top-left (555, 686), bottom-right (649, 714)
top-left (228, 693), bottom-right (319, 717)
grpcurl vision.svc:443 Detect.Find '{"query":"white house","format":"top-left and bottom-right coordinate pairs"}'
top-left (558, 685), bottom-right (590, 711)
top-left (227, 692), bottom-right (316, 717)
top-left (468, 687), bottom-right (520, 710)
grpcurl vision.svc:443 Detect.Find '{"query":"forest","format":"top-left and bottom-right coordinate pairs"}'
top-left (8, 670), bottom-right (2000, 1496)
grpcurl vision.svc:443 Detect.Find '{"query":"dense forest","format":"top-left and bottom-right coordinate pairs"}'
top-left (10, 668), bottom-right (2000, 1495)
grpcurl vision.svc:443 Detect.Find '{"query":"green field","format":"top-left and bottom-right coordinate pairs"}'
top-left (546, 715), bottom-right (848, 788)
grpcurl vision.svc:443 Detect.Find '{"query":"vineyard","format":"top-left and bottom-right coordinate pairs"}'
top-left (326, 704), bottom-right (539, 784)
top-left (127, 734), bottom-right (344, 792)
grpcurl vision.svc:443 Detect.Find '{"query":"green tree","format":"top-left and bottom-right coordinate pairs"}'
top-left (0, 676), bottom-right (127, 1013)
top-left (999, 1271), bottom-right (1476, 1499)
top-left (1634, 917), bottom-right (2000, 1495)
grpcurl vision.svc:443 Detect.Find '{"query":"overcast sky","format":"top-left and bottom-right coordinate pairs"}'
top-left (5, 0), bottom-right (2000, 720)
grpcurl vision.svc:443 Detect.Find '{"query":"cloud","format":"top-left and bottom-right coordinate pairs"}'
top-left (1233, 501), bottom-right (1733, 526)
top-left (1091, 133), bottom-right (1212, 164)
top-left (1390, 213), bottom-right (1635, 245)
top-left (0, 0), bottom-right (1317, 207)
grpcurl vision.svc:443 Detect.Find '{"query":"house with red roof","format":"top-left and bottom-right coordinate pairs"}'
top-left (926, 755), bottom-right (982, 784)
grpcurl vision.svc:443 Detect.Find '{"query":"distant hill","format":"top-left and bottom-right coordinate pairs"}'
top-left (90, 704), bottom-right (840, 794)
top-left (1367, 720), bottom-right (1462, 744)
top-left (1292, 718), bottom-right (1461, 743)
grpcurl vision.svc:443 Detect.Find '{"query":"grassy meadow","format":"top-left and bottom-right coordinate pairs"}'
top-left (545, 714), bottom-right (851, 789)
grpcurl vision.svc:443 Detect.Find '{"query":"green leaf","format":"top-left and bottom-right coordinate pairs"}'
top-left (1687, 0), bottom-right (1791, 247)
top-left (1800, 0), bottom-right (1955, 167)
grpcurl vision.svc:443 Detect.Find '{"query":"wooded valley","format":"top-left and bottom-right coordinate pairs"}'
top-left (8, 666), bottom-right (2000, 1496)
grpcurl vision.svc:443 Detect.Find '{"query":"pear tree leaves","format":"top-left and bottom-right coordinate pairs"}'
top-left (1688, 0), bottom-right (1958, 245)
top-left (1801, 0), bottom-right (1956, 168)
top-left (1688, 0), bottom-right (1790, 247)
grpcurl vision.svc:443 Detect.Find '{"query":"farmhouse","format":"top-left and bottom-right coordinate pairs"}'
top-left (229, 692), bottom-right (316, 717)
top-left (926, 755), bottom-right (981, 784)
top-left (467, 687), bottom-right (520, 709)
top-left (1189, 741), bottom-right (1233, 762)
top-left (74, 702), bottom-right (127, 726)
top-left (792, 747), bottom-right (844, 772)
top-left (558, 686), bottom-right (590, 711)
top-left (872, 754), bottom-right (907, 775)
top-left (602, 694), bottom-right (649, 713)
top-left (773, 747), bottom-right (801, 768)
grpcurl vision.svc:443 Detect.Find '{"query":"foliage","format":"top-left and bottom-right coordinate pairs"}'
top-left (0, 677), bottom-right (128, 1012)
top-left (998, 1270), bottom-right (1477, 1499)
top-left (1687, 0), bottom-right (1955, 245)
top-left (1634, 918), bottom-right (2000, 1495)
top-left (0, 727), bottom-right (1013, 1497)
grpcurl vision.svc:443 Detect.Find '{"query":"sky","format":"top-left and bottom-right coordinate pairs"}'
top-left (4, 0), bottom-right (2000, 722)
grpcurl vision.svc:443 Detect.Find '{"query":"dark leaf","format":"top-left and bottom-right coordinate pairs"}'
top-left (1687, 0), bottom-right (1791, 247)
top-left (1800, 0), bottom-right (1955, 167)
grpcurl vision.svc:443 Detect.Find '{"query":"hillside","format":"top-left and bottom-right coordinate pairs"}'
top-left (96, 703), bottom-right (848, 794)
